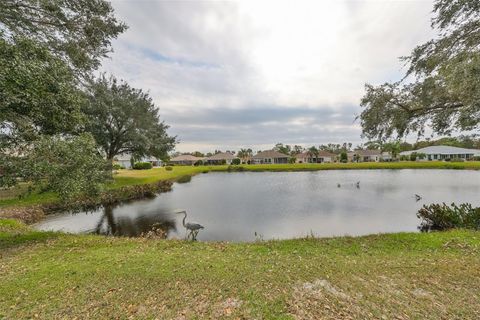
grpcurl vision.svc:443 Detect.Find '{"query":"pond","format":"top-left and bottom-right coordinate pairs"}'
top-left (34, 170), bottom-right (480, 241)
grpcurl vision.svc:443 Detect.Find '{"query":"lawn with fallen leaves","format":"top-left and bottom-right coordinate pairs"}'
top-left (1, 219), bottom-right (479, 319)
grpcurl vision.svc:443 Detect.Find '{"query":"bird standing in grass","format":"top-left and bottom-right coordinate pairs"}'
top-left (176, 210), bottom-right (204, 241)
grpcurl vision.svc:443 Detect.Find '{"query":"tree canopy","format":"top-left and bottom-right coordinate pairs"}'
top-left (84, 75), bottom-right (176, 161)
top-left (0, 0), bottom-right (127, 74)
top-left (360, 0), bottom-right (480, 141)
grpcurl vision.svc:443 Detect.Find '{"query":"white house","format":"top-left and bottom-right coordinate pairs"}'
top-left (114, 154), bottom-right (163, 169)
top-left (351, 149), bottom-right (382, 162)
top-left (399, 145), bottom-right (480, 161)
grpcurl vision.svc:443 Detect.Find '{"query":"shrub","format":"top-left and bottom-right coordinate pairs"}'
top-left (288, 157), bottom-right (296, 164)
top-left (194, 160), bottom-right (204, 166)
top-left (340, 152), bottom-right (348, 163)
top-left (450, 157), bottom-right (464, 162)
top-left (410, 152), bottom-right (417, 161)
top-left (474, 156), bottom-right (480, 161)
top-left (165, 166), bottom-right (173, 171)
top-left (399, 155), bottom-right (409, 161)
top-left (112, 163), bottom-right (124, 170)
top-left (176, 175), bottom-right (192, 183)
top-left (417, 203), bottom-right (480, 231)
top-left (231, 158), bottom-right (241, 165)
top-left (133, 162), bottom-right (153, 170)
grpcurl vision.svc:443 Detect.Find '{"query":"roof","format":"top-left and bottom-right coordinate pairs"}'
top-left (296, 150), bottom-right (336, 158)
top-left (354, 149), bottom-right (381, 156)
top-left (115, 154), bottom-right (161, 162)
top-left (205, 152), bottom-right (236, 161)
top-left (252, 150), bottom-right (290, 159)
top-left (170, 154), bottom-right (205, 162)
top-left (400, 145), bottom-right (480, 156)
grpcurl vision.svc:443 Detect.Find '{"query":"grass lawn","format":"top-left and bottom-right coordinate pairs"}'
top-left (1, 219), bottom-right (480, 319)
top-left (1, 161), bottom-right (480, 209)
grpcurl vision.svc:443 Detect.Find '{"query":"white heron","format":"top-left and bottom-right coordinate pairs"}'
top-left (176, 210), bottom-right (204, 240)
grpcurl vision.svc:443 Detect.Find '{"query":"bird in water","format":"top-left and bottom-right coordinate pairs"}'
top-left (337, 183), bottom-right (341, 188)
top-left (355, 181), bottom-right (360, 188)
top-left (415, 194), bottom-right (422, 201)
top-left (176, 210), bottom-right (204, 241)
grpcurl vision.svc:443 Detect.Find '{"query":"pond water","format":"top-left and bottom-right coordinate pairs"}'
top-left (34, 170), bottom-right (480, 242)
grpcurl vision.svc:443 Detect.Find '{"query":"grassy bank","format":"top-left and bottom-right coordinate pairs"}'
top-left (1, 161), bottom-right (480, 211)
top-left (1, 219), bottom-right (479, 319)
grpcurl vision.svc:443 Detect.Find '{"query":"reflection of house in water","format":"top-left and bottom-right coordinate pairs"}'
top-left (94, 206), bottom-right (177, 238)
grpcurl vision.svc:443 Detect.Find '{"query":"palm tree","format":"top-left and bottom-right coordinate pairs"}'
top-left (237, 148), bottom-right (253, 164)
top-left (307, 146), bottom-right (319, 163)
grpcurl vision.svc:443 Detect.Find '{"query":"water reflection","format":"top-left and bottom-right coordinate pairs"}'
top-left (93, 206), bottom-right (177, 238)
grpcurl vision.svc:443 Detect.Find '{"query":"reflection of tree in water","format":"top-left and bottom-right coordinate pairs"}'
top-left (94, 205), bottom-right (177, 238)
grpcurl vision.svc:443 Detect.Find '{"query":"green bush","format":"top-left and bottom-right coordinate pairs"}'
top-left (165, 166), bottom-right (173, 171)
top-left (410, 152), bottom-right (417, 161)
top-left (340, 152), bottom-right (348, 163)
top-left (133, 162), bottom-right (153, 170)
top-left (417, 203), bottom-right (480, 231)
top-left (176, 175), bottom-right (192, 183)
top-left (450, 157), bottom-right (465, 162)
top-left (112, 163), bottom-right (124, 170)
top-left (194, 160), bottom-right (204, 166)
top-left (231, 158), bottom-right (241, 165)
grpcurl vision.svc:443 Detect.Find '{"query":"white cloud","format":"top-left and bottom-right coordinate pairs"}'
top-left (101, 0), bottom-right (435, 152)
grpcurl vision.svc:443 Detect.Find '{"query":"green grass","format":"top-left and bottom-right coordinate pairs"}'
top-left (1, 219), bottom-right (479, 319)
top-left (1, 161), bottom-right (480, 209)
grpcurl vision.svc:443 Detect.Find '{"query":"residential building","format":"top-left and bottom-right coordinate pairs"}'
top-left (169, 154), bottom-right (205, 166)
top-left (399, 145), bottom-right (480, 161)
top-left (115, 154), bottom-right (162, 169)
top-left (351, 149), bottom-right (382, 162)
top-left (295, 150), bottom-right (336, 163)
top-left (204, 152), bottom-right (237, 165)
top-left (252, 150), bottom-right (289, 164)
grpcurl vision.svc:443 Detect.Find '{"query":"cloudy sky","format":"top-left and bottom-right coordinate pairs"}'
top-left (101, 0), bottom-right (435, 152)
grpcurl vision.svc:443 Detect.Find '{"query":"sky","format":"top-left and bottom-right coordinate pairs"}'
top-left (101, 0), bottom-right (436, 153)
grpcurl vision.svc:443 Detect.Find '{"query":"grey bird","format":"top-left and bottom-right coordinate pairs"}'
top-left (337, 183), bottom-right (341, 188)
top-left (355, 181), bottom-right (360, 188)
top-left (176, 210), bottom-right (204, 240)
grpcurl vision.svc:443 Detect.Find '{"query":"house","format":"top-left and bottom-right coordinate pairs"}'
top-left (252, 150), bottom-right (289, 164)
top-left (295, 150), bottom-right (336, 163)
top-left (169, 154), bottom-right (205, 166)
top-left (115, 154), bottom-right (162, 169)
top-left (381, 152), bottom-right (393, 162)
top-left (399, 145), bottom-right (480, 161)
top-left (351, 149), bottom-right (382, 162)
top-left (204, 152), bottom-right (237, 165)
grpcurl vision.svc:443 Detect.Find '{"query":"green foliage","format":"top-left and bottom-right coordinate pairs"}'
top-left (410, 153), bottom-right (418, 161)
top-left (0, 36), bottom-right (84, 150)
top-left (417, 153), bottom-right (427, 160)
top-left (84, 75), bottom-right (176, 161)
top-left (112, 163), bottom-right (124, 170)
top-left (165, 166), bottom-right (173, 171)
top-left (360, 0), bottom-right (480, 140)
top-left (340, 152), bottom-right (348, 163)
top-left (288, 157), bottom-right (296, 164)
top-left (274, 143), bottom-right (291, 155)
top-left (21, 134), bottom-right (110, 201)
top-left (418, 203), bottom-right (480, 231)
top-left (231, 158), bottom-right (241, 165)
top-left (0, 0), bottom-right (126, 74)
top-left (133, 162), bottom-right (153, 170)
top-left (194, 160), bottom-right (204, 166)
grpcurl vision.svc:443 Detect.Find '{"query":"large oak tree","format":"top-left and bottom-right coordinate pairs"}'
top-left (360, 0), bottom-right (480, 141)
top-left (84, 75), bottom-right (176, 162)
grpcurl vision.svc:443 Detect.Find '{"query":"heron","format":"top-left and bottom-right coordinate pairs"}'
top-left (415, 194), bottom-right (422, 201)
top-left (176, 210), bottom-right (204, 240)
